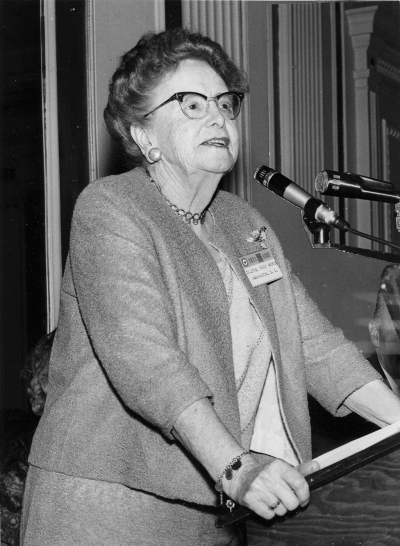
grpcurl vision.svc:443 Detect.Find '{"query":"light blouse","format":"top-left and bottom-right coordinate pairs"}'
top-left (217, 254), bottom-right (299, 466)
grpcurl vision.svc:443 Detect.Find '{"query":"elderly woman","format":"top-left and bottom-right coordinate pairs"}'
top-left (21, 28), bottom-right (400, 546)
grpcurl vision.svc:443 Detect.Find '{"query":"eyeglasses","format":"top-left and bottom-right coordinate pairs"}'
top-left (143, 91), bottom-right (244, 120)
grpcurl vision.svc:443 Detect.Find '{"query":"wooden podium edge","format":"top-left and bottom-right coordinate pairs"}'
top-left (216, 431), bottom-right (400, 528)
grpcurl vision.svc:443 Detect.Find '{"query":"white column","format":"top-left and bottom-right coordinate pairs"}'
top-left (41, 0), bottom-right (62, 331)
top-left (346, 6), bottom-right (383, 248)
top-left (182, 0), bottom-right (251, 200)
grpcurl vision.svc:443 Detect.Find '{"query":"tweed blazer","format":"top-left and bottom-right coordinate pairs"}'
top-left (29, 167), bottom-right (380, 506)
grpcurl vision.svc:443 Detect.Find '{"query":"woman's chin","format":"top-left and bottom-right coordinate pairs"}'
top-left (196, 152), bottom-right (237, 175)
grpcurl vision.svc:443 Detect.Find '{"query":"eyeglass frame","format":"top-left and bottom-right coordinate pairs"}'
top-left (143, 91), bottom-right (245, 120)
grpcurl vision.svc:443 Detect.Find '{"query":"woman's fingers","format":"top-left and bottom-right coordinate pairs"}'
top-left (266, 498), bottom-right (286, 518)
top-left (296, 459), bottom-right (320, 476)
top-left (278, 463), bottom-right (310, 508)
top-left (263, 462), bottom-right (309, 510)
top-left (248, 497), bottom-right (286, 520)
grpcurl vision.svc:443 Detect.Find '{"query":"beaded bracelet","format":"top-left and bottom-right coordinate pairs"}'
top-left (215, 451), bottom-right (250, 509)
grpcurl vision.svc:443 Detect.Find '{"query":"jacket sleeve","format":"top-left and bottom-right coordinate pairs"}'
top-left (290, 267), bottom-right (382, 417)
top-left (69, 184), bottom-right (212, 439)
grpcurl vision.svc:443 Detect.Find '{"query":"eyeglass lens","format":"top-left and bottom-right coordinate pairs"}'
top-left (180, 93), bottom-right (241, 120)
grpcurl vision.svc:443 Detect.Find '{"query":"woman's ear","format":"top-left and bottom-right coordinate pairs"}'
top-left (130, 124), bottom-right (152, 157)
top-left (369, 319), bottom-right (381, 349)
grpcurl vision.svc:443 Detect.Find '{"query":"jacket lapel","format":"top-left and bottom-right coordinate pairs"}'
top-left (208, 212), bottom-right (282, 369)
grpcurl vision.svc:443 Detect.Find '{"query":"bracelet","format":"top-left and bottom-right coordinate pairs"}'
top-left (215, 451), bottom-right (249, 508)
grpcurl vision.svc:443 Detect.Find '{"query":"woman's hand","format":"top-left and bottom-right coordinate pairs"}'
top-left (227, 457), bottom-right (320, 520)
top-left (172, 398), bottom-right (320, 520)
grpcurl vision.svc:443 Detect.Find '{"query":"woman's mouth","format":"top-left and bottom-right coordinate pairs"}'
top-left (201, 137), bottom-right (229, 147)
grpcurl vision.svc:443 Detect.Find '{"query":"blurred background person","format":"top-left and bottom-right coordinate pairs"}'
top-left (309, 264), bottom-right (400, 459)
top-left (369, 264), bottom-right (400, 397)
top-left (1, 331), bottom-right (55, 546)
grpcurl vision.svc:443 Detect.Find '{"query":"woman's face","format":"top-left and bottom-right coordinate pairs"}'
top-left (145, 59), bottom-right (240, 178)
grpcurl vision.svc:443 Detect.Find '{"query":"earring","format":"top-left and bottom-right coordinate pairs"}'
top-left (148, 147), bottom-right (162, 163)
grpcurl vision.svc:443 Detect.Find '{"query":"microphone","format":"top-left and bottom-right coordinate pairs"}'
top-left (315, 170), bottom-right (399, 204)
top-left (254, 165), bottom-right (349, 231)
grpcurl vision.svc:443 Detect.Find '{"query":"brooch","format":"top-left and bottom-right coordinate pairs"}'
top-left (246, 226), bottom-right (268, 249)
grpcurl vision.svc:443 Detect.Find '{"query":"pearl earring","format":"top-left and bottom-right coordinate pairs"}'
top-left (148, 147), bottom-right (162, 163)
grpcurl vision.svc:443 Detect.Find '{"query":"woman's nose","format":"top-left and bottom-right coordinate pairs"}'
top-left (206, 99), bottom-right (226, 126)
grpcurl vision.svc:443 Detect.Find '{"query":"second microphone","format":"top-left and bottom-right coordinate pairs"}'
top-left (253, 165), bottom-right (349, 232)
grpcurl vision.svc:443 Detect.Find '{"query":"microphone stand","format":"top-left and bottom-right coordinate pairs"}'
top-left (302, 213), bottom-right (400, 263)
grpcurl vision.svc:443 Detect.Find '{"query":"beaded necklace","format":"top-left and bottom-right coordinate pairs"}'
top-left (145, 169), bottom-right (207, 226)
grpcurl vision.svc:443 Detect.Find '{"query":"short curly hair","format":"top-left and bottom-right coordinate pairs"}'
top-left (104, 27), bottom-right (249, 167)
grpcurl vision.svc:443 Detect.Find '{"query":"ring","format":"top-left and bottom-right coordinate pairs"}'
top-left (268, 500), bottom-right (281, 510)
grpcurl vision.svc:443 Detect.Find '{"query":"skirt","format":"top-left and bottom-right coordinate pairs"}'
top-left (20, 465), bottom-right (240, 546)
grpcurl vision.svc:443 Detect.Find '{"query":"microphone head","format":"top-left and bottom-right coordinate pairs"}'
top-left (315, 171), bottom-right (329, 194)
top-left (254, 164), bottom-right (273, 183)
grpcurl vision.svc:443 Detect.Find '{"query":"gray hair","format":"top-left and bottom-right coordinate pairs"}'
top-left (104, 27), bottom-right (249, 169)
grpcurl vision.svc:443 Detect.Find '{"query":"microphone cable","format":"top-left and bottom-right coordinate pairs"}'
top-left (346, 226), bottom-right (400, 252)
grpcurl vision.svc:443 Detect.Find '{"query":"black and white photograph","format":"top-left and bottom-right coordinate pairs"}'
top-left (1, 1), bottom-right (400, 545)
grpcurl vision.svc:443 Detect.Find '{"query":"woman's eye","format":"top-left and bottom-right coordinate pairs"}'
top-left (219, 99), bottom-right (233, 111)
top-left (184, 100), bottom-right (202, 111)
top-left (182, 95), bottom-right (204, 111)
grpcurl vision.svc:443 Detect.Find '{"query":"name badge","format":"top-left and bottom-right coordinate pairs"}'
top-left (240, 250), bottom-right (283, 287)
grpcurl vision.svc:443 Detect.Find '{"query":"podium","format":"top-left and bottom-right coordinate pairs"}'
top-left (218, 424), bottom-right (400, 544)
top-left (247, 444), bottom-right (400, 545)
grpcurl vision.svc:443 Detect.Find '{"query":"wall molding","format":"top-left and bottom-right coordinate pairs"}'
top-left (154, 0), bottom-right (165, 32)
top-left (347, 5), bottom-right (400, 86)
top-left (387, 124), bottom-right (400, 141)
top-left (278, 4), bottom-right (294, 181)
top-left (86, 0), bottom-right (99, 183)
top-left (345, 5), bottom-right (400, 251)
top-left (376, 57), bottom-right (400, 85)
top-left (345, 7), bottom-right (378, 247)
top-left (279, 3), bottom-right (326, 194)
top-left (41, 0), bottom-right (62, 330)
